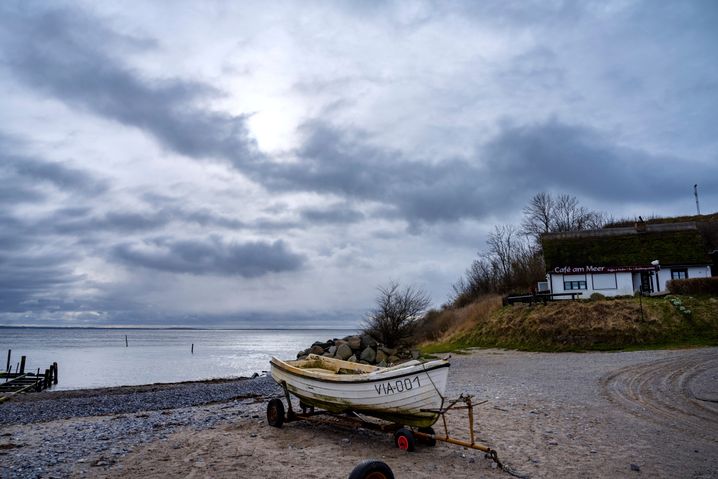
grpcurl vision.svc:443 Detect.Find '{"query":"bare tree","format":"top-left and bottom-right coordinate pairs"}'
top-left (452, 192), bottom-right (606, 305)
top-left (363, 281), bottom-right (431, 348)
top-left (487, 225), bottom-right (520, 279)
top-left (522, 192), bottom-right (606, 239)
top-left (452, 225), bottom-right (544, 305)
top-left (521, 192), bottom-right (554, 240)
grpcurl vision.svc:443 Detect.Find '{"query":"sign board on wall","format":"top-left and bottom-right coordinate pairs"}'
top-left (552, 265), bottom-right (657, 274)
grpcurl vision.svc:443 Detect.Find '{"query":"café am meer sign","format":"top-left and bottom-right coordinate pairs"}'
top-left (552, 265), bottom-right (658, 274)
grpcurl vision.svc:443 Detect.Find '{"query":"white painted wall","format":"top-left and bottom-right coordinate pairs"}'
top-left (549, 272), bottom-right (635, 298)
top-left (659, 265), bottom-right (713, 290)
top-left (549, 265), bottom-right (713, 297)
top-left (615, 273), bottom-right (635, 295)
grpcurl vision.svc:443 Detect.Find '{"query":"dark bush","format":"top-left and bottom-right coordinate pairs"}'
top-left (667, 277), bottom-right (718, 295)
top-left (362, 282), bottom-right (431, 348)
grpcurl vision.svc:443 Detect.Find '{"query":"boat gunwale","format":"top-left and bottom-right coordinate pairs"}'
top-left (270, 356), bottom-right (450, 384)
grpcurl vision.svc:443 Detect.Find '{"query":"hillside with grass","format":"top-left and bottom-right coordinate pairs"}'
top-left (420, 295), bottom-right (718, 353)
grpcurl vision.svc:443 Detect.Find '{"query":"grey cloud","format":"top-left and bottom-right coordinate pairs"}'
top-left (483, 120), bottom-right (718, 203)
top-left (1, 152), bottom-right (107, 196)
top-left (0, 5), bottom-right (260, 167)
top-left (257, 119), bottom-right (718, 225)
top-left (0, 250), bottom-right (84, 312)
top-left (112, 236), bottom-right (305, 277)
top-left (0, 213), bottom-right (29, 251)
top-left (497, 47), bottom-right (565, 93)
top-left (255, 121), bottom-right (496, 224)
top-left (7, 155), bottom-right (106, 194)
top-left (5, 3), bottom-right (712, 230)
top-left (300, 204), bottom-right (365, 224)
top-left (0, 183), bottom-right (45, 205)
top-left (36, 203), bottom-right (245, 237)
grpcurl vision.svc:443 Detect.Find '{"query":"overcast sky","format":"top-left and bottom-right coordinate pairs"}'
top-left (1, 0), bottom-right (716, 328)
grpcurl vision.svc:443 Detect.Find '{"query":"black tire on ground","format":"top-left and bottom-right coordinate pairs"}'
top-left (393, 427), bottom-right (416, 452)
top-left (348, 460), bottom-right (395, 479)
top-left (418, 426), bottom-right (437, 447)
top-left (266, 398), bottom-right (285, 428)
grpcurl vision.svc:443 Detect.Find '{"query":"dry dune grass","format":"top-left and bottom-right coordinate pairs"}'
top-left (416, 295), bottom-right (502, 345)
top-left (449, 294), bottom-right (503, 334)
top-left (422, 295), bottom-right (717, 352)
top-left (488, 301), bottom-right (662, 349)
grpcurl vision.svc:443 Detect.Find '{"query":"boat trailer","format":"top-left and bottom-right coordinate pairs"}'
top-left (267, 381), bottom-right (525, 476)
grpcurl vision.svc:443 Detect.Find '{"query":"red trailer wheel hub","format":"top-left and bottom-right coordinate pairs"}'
top-left (397, 435), bottom-right (410, 450)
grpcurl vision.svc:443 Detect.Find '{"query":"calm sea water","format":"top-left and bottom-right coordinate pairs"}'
top-left (0, 328), bottom-right (354, 390)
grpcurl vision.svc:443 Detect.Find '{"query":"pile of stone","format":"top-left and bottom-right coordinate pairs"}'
top-left (296, 334), bottom-right (420, 367)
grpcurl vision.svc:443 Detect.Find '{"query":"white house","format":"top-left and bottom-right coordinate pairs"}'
top-left (541, 221), bottom-right (715, 298)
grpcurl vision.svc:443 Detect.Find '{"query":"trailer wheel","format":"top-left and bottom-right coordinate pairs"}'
top-left (267, 398), bottom-right (285, 427)
top-left (393, 427), bottom-right (415, 452)
top-left (418, 426), bottom-right (437, 447)
top-left (348, 460), bottom-right (395, 479)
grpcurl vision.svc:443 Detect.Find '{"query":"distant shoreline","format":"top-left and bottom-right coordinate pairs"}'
top-left (0, 325), bottom-right (356, 331)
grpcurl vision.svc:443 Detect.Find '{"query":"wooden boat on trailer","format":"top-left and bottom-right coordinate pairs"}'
top-left (266, 354), bottom-right (516, 475)
top-left (269, 354), bottom-right (450, 427)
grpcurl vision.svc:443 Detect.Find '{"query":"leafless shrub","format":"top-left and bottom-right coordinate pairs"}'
top-left (362, 281), bottom-right (432, 348)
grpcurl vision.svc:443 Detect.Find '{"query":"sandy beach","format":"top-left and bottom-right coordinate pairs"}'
top-left (2, 347), bottom-right (717, 478)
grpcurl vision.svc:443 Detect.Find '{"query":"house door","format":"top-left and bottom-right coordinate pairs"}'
top-left (640, 272), bottom-right (653, 293)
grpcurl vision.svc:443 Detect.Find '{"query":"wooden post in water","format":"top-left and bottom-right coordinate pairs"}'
top-left (125, 335), bottom-right (128, 347)
top-left (191, 343), bottom-right (194, 354)
top-left (53, 362), bottom-right (58, 384)
top-left (44, 368), bottom-right (51, 389)
top-left (5, 349), bottom-right (10, 373)
top-left (20, 356), bottom-right (26, 375)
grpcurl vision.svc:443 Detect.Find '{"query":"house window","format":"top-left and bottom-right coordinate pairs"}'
top-left (564, 280), bottom-right (587, 290)
top-left (671, 269), bottom-right (688, 280)
top-left (592, 273), bottom-right (617, 290)
top-left (563, 274), bottom-right (587, 290)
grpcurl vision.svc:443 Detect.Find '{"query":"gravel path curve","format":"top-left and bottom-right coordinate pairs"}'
top-left (600, 349), bottom-right (718, 442)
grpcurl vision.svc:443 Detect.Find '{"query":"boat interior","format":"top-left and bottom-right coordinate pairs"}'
top-left (283, 354), bottom-right (422, 376)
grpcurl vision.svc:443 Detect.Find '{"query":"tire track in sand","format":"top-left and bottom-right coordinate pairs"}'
top-left (600, 349), bottom-right (718, 442)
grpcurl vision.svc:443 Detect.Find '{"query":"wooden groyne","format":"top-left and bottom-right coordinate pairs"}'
top-left (1, 349), bottom-right (58, 403)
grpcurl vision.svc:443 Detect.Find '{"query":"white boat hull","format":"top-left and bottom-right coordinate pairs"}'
top-left (270, 355), bottom-right (449, 427)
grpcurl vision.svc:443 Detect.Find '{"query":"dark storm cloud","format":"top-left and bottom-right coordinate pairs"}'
top-left (3, 154), bottom-right (107, 195)
top-left (257, 119), bottom-right (718, 225)
top-left (0, 183), bottom-right (45, 205)
top-left (0, 5), bottom-right (260, 167)
top-left (256, 121), bottom-right (491, 224)
top-left (0, 249), bottom-right (84, 312)
top-left (483, 120), bottom-right (718, 203)
top-left (112, 236), bottom-right (305, 277)
top-left (0, 133), bottom-right (107, 197)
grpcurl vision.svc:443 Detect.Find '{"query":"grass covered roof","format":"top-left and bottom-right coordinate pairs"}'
top-left (541, 223), bottom-right (711, 269)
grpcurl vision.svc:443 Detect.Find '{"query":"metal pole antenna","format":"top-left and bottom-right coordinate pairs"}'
top-left (694, 184), bottom-right (701, 215)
